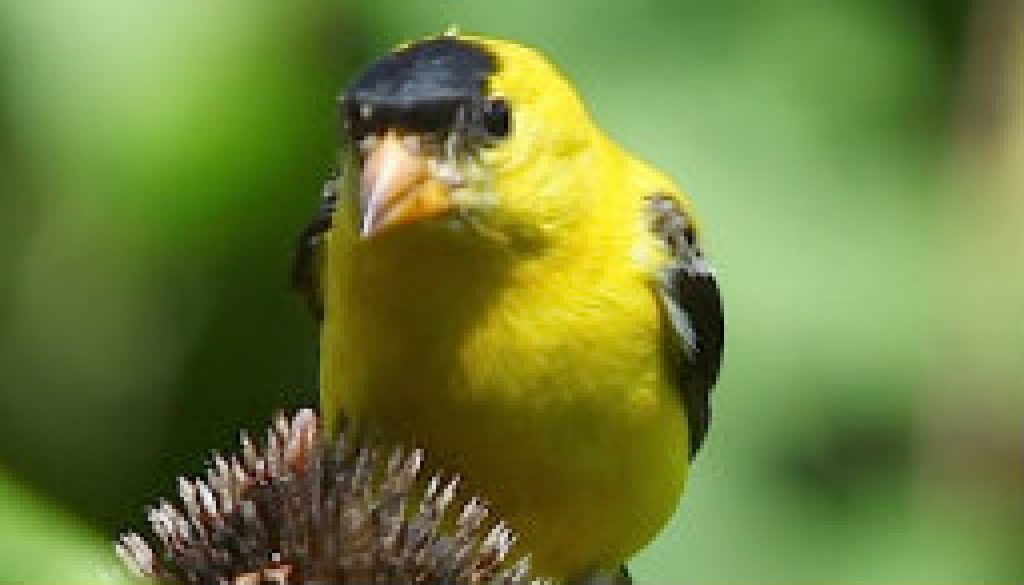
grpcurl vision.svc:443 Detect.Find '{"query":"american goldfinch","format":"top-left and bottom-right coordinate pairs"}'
top-left (294, 33), bottom-right (724, 582)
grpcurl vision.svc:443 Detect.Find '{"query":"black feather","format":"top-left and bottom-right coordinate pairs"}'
top-left (647, 194), bottom-right (724, 459)
top-left (291, 180), bottom-right (337, 321)
top-left (660, 264), bottom-right (724, 457)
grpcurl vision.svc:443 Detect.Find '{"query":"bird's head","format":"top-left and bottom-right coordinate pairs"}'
top-left (339, 33), bottom-right (600, 249)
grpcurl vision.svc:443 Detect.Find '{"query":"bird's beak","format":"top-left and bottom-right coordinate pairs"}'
top-left (359, 131), bottom-right (453, 238)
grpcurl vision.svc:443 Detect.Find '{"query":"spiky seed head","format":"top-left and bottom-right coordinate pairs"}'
top-left (116, 409), bottom-right (544, 585)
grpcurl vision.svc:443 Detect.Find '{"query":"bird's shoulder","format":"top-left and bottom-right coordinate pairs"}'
top-left (620, 155), bottom-right (724, 459)
top-left (291, 178), bottom-right (340, 320)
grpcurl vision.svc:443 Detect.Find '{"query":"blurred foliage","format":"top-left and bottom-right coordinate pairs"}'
top-left (0, 471), bottom-right (133, 583)
top-left (0, 0), bottom-right (1021, 583)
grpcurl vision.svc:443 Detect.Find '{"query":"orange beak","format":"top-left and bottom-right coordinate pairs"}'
top-left (359, 131), bottom-right (453, 238)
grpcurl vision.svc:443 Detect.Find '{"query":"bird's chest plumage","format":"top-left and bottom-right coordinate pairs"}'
top-left (319, 227), bottom-right (690, 576)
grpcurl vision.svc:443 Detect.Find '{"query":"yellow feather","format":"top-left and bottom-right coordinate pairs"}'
top-left (321, 35), bottom-right (701, 578)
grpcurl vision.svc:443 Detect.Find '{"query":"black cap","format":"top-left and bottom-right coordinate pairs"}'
top-left (342, 37), bottom-right (499, 137)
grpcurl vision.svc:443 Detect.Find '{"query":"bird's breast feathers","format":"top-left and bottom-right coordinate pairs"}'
top-left (317, 166), bottom-right (695, 573)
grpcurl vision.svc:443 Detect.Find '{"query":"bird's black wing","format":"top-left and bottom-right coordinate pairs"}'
top-left (291, 179), bottom-right (338, 321)
top-left (647, 194), bottom-right (724, 459)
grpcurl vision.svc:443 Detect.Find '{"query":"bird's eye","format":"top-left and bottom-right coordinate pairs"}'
top-left (482, 98), bottom-right (510, 138)
top-left (342, 100), bottom-right (370, 141)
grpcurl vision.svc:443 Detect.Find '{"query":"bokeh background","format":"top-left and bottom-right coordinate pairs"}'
top-left (0, 1), bottom-right (1021, 583)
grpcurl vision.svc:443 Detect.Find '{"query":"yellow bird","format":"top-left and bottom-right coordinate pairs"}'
top-left (293, 32), bottom-right (724, 583)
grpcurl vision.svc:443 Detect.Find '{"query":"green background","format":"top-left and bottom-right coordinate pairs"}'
top-left (0, 1), bottom-right (1021, 582)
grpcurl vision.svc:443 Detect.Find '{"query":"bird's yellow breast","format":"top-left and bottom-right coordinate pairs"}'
top-left (320, 138), bottom-right (691, 577)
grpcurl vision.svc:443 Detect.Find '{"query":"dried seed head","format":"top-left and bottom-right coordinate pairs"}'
top-left (116, 409), bottom-right (545, 585)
